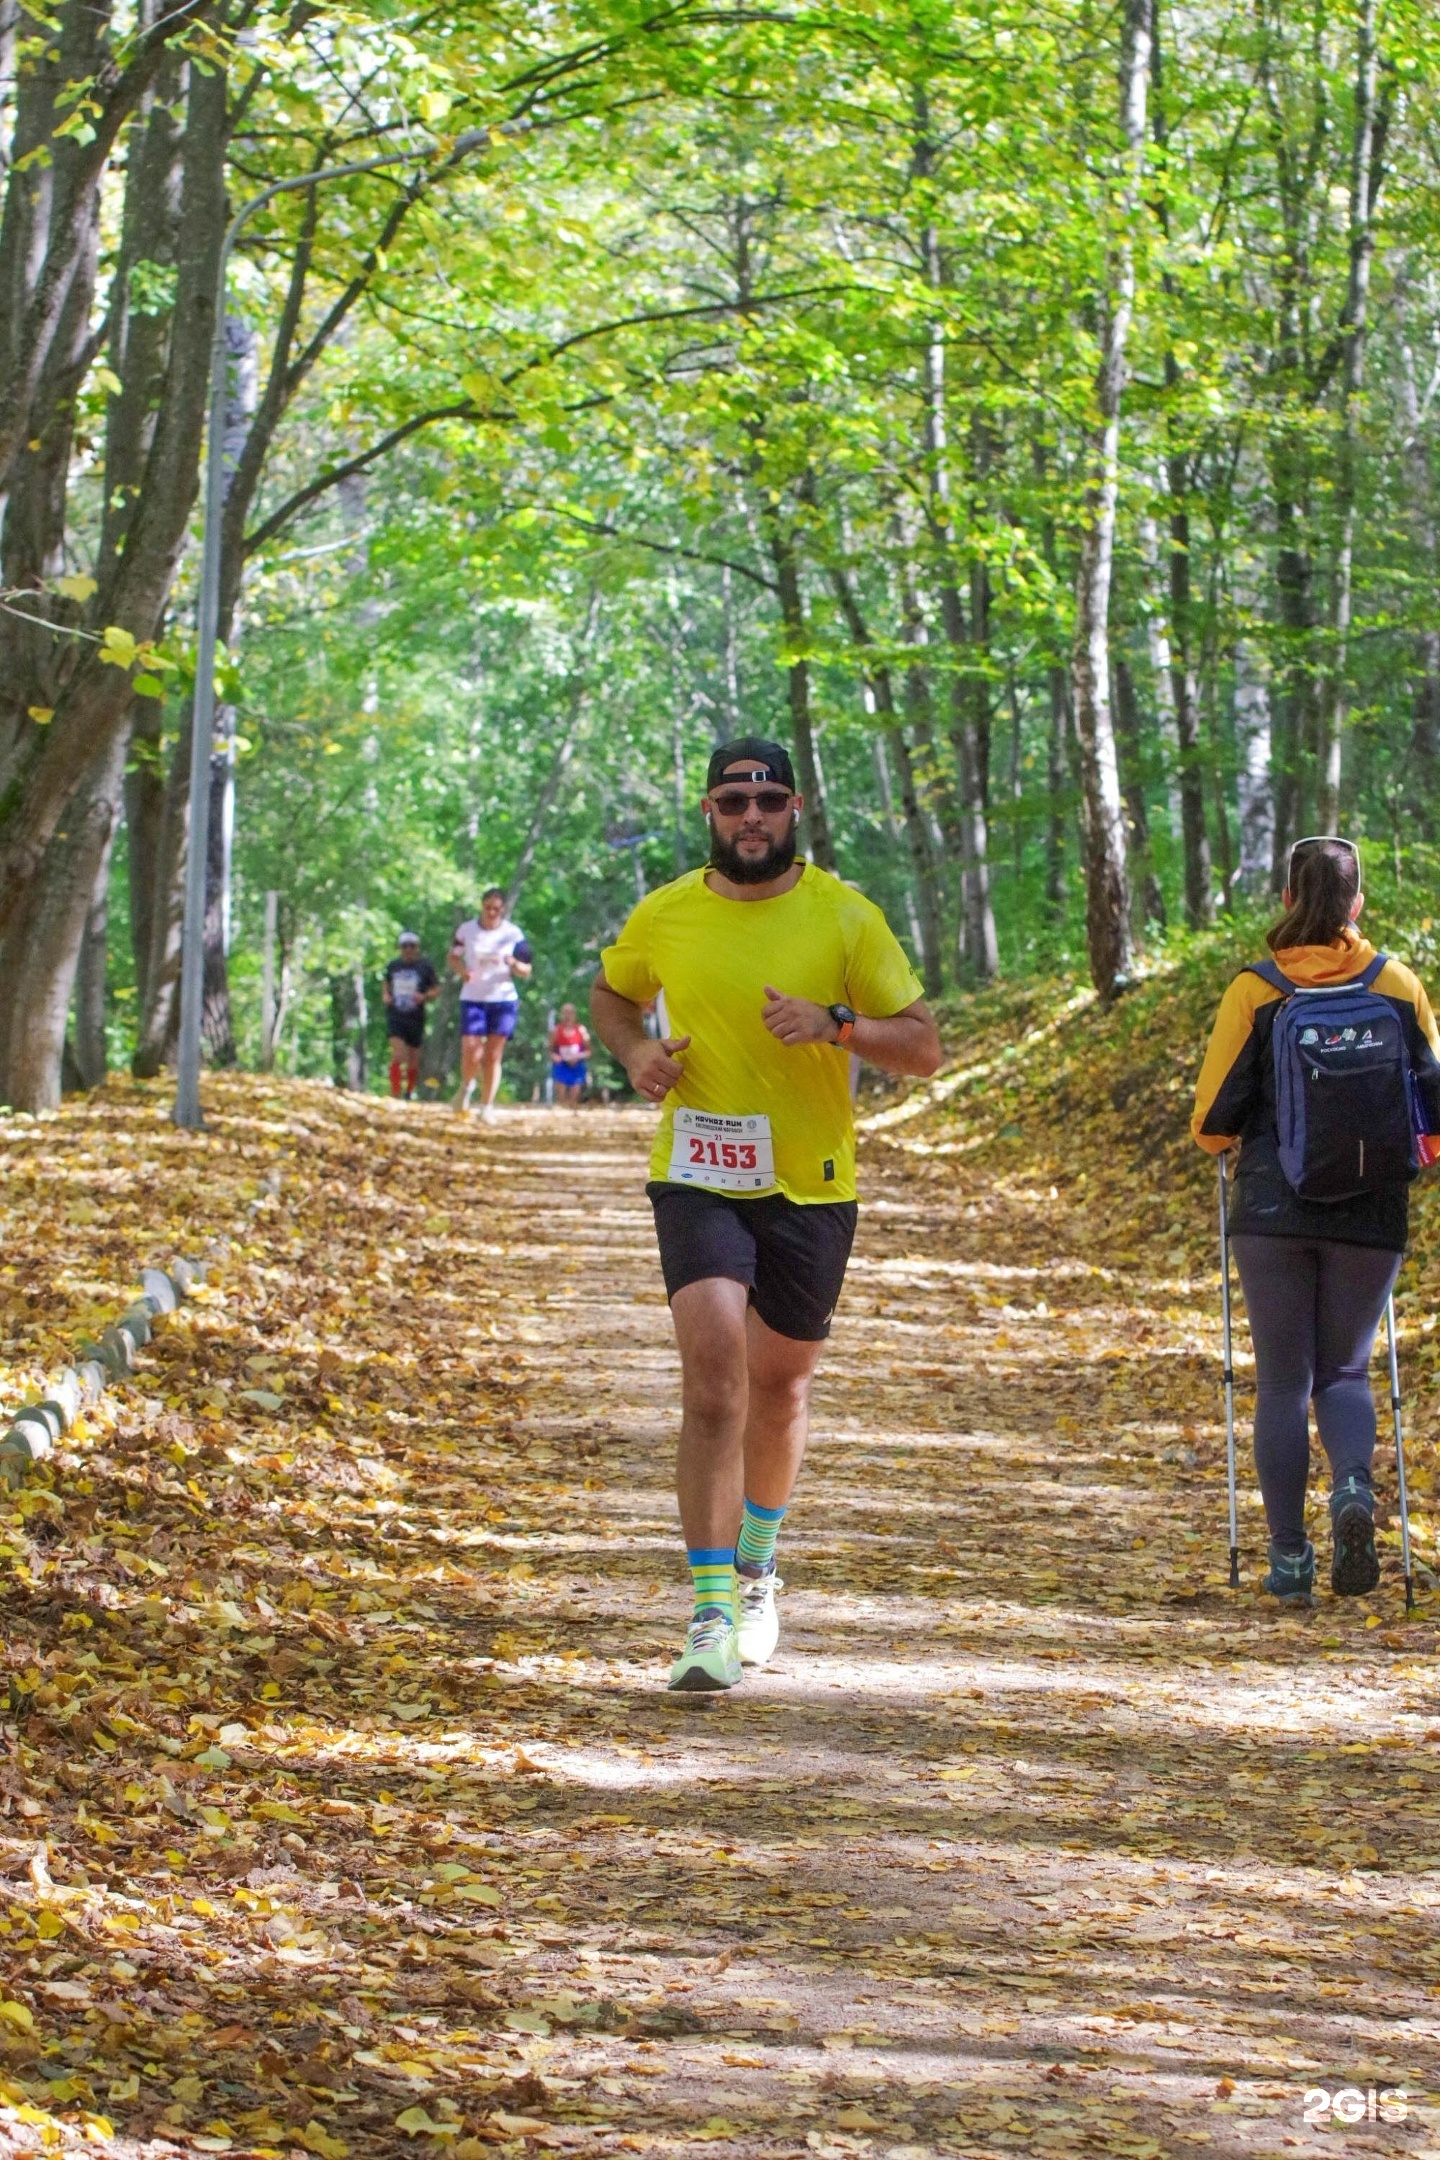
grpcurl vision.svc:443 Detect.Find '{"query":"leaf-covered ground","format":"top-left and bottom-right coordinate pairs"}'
top-left (0, 1042), bottom-right (1437, 2159)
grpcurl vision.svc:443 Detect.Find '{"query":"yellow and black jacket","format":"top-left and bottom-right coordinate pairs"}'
top-left (1192, 933), bottom-right (1440, 1251)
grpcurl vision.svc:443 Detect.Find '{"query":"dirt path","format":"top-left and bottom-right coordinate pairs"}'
top-left (1, 1088), bottom-right (1438, 2158)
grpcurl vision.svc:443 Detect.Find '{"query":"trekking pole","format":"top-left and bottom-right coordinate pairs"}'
top-left (1383, 1294), bottom-right (1416, 1612)
top-left (1218, 1155), bottom-right (1240, 1589)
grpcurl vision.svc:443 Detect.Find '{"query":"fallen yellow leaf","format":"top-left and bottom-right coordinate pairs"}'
top-left (298, 2122), bottom-right (350, 2159)
top-left (395, 2107), bottom-right (460, 2139)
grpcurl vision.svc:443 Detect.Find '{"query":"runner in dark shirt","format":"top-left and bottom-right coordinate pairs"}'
top-left (383, 933), bottom-right (440, 1099)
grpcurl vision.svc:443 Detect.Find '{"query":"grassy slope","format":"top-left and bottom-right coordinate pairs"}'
top-left (863, 919), bottom-right (1265, 1269)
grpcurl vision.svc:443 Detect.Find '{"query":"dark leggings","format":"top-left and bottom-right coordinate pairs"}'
top-left (1231, 1236), bottom-right (1401, 1555)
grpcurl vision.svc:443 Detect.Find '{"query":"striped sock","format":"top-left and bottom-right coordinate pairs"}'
top-left (687, 1547), bottom-right (736, 1621)
top-left (736, 1498), bottom-right (786, 1578)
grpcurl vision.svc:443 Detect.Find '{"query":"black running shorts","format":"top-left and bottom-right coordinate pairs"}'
top-left (387, 1010), bottom-right (425, 1048)
top-left (647, 1181), bottom-right (858, 1341)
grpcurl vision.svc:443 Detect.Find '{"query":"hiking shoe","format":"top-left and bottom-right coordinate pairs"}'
top-left (1262, 1540), bottom-right (1316, 1606)
top-left (668, 1608), bottom-right (742, 1692)
top-left (1330, 1476), bottom-right (1380, 1597)
top-left (736, 1569), bottom-right (782, 1668)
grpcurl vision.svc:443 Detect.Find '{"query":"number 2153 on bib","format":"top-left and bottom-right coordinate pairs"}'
top-left (667, 1109), bottom-right (775, 1193)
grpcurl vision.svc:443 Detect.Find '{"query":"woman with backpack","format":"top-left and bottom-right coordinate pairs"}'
top-left (1192, 836), bottom-right (1440, 1605)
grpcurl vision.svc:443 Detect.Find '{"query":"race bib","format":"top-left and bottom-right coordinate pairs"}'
top-left (668, 1108), bottom-right (775, 1193)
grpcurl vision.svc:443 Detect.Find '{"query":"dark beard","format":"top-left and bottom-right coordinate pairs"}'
top-left (708, 824), bottom-right (798, 886)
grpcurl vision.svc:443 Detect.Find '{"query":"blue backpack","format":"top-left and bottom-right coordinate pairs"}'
top-left (1247, 953), bottom-right (1417, 1201)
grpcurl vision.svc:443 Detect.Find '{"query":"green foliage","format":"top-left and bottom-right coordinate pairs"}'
top-left (36, 0), bottom-right (1440, 1083)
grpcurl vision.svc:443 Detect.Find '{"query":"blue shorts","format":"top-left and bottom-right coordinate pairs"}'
top-left (552, 1061), bottom-right (587, 1088)
top-left (460, 1000), bottom-right (518, 1038)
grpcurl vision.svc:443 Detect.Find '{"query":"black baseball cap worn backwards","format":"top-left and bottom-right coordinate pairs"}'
top-left (706, 737), bottom-right (797, 793)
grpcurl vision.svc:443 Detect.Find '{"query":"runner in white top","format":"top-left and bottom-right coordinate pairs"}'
top-left (449, 887), bottom-right (532, 1119)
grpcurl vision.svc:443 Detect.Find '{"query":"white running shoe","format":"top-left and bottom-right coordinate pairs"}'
top-left (668, 1608), bottom-right (743, 1692)
top-left (736, 1570), bottom-right (781, 1667)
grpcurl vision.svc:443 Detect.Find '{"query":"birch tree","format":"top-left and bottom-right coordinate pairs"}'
top-left (1070, 0), bottom-right (1153, 999)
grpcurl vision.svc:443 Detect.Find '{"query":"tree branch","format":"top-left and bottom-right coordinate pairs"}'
top-left (543, 509), bottom-right (776, 590)
top-left (242, 403), bottom-right (476, 556)
top-left (242, 286), bottom-right (852, 556)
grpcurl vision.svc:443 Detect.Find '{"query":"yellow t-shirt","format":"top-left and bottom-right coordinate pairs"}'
top-left (599, 863), bottom-right (924, 1204)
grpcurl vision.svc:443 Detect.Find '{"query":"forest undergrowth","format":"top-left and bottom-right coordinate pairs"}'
top-left (0, 982), bottom-right (1436, 2157)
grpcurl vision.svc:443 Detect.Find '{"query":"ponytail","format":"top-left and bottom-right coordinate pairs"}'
top-left (1267, 840), bottom-right (1360, 951)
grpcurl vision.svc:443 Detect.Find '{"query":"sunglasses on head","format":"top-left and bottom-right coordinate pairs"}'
top-left (1287, 834), bottom-right (1361, 884)
top-left (710, 787), bottom-right (793, 817)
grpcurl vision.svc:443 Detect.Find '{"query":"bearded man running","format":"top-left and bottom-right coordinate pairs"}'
top-left (591, 737), bottom-right (941, 1691)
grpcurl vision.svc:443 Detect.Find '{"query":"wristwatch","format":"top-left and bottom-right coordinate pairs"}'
top-left (828, 1003), bottom-right (857, 1047)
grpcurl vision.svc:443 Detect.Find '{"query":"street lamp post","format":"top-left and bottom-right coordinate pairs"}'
top-left (173, 134), bottom-right (483, 1128)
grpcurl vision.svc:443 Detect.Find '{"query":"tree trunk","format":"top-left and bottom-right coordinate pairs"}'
top-left (1234, 641), bottom-right (1275, 890)
top-left (914, 212), bottom-right (995, 971)
top-left (872, 736), bottom-right (927, 966)
top-left (668, 614), bottom-right (690, 876)
top-left (1006, 665), bottom-right (1023, 895)
top-left (197, 310), bottom-right (259, 1064)
top-left (764, 516), bottom-right (835, 871)
top-left (1398, 293), bottom-right (1440, 827)
top-left (1268, 447), bottom-right (1316, 885)
top-left (0, 25), bottom-right (107, 807)
top-left (71, 820), bottom-right (115, 1089)
top-left (1314, 0), bottom-right (1385, 831)
top-left (202, 737), bottom-right (237, 1065)
top-left (969, 555), bottom-right (993, 816)
top-left (1036, 487), bottom-right (1071, 922)
top-left (260, 889), bottom-right (279, 1070)
top-left (895, 539), bottom-right (959, 858)
top-left (0, 731), bottom-right (127, 1110)
top-left (1154, 598), bottom-right (1205, 912)
top-left (330, 969), bottom-right (367, 1091)
top-left (1211, 764), bottom-right (1236, 909)
top-left (1070, 0), bottom-right (1150, 1001)
top-left (125, 695), bottom-right (167, 1015)
top-left (1256, 0), bottom-right (1322, 882)
top-left (720, 564), bottom-right (743, 736)
top-left (938, 578), bottom-right (998, 982)
top-left (0, 52), bottom-right (226, 1108)
top-left (1044, 664), bottom-right (1069, 918)
top-left (130, 732), bottom-right (189, 1077)
top-left (1162, 489), bottom-right (1212, 925)
top-left (827, 557), bottom-right (945, 994)
top-left (882, 722), bottom-right (944, 995)
top-left (1148, 4), bottom-right (1210, 921)
top-left (1137, 517), bottom-right (1185, 840)
top-left (1113, 658), bottom-right (1165, 928)
top-left (0, 0), bottom-right (186, 501)
top-left (114, 46), bottom-right (185, 1027)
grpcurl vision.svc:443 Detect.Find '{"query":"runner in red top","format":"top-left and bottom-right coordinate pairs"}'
top-left (549, 1004), bottom-right (590, 1109)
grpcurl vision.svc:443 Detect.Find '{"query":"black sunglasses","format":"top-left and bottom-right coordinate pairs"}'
top-left (710, 788), bottom-right (793, 817)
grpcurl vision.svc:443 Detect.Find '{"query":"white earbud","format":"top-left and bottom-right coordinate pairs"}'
top-left (705, 812), bottom-right (712, 825)
top-left (792, 809), bottom-right (800, 824)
